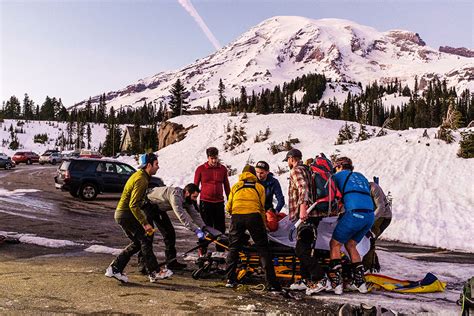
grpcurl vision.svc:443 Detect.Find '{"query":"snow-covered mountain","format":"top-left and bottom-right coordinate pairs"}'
top-left (73, 16), bottom-right (473, 110)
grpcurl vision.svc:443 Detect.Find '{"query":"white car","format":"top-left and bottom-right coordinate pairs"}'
top-left (39, 152), bottom-right (63, 165)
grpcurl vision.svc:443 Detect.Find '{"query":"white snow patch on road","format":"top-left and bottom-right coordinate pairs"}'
top-left (84, 245), bottom-right (122, 256)
top-left (0, 188), bottom-right (40, 196)
top-left (0, 231), bottom-right (79, 248)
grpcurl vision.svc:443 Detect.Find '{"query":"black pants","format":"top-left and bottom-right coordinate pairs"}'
top-left (138, 206), bottom-right (177, 273)
top-left (295, 217), bottom-right (325, 281)
top-left (112, 217), bottom-right (159, 274)
top-left (200, 200), bottom-right (226, 252)
top-left (225, 213), bottom-right (278, 287)
top-left (363, 217), bottom-right (392, 271)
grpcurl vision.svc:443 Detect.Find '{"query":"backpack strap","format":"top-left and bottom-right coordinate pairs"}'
top-left (232, 180), bottom-right (263, 209)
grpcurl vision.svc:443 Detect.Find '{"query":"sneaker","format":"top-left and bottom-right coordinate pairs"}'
top-left (105, 265), bottom-right (128, 283)
top-left (289, 279), bottom-right (308, 291)
top-left (305, 278), bottom-right (331, 295)
top-left (166, 260), bottom-right (187, 270)
top-left (225, 279), bottom-right (238, 288)
top-left (149, 268), bottom-right (174, 283)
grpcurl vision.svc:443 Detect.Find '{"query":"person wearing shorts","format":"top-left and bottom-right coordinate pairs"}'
top-left (328, 157), bottom-right (374, 295)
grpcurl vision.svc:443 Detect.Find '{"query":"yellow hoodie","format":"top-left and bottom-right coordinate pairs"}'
top-left (226, 172), bottom-right (265, 216)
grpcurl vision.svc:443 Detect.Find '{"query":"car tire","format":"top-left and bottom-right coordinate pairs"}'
top-left (5, 163), bottom-right (11, 170)
top-left (27, 159), bottom-right (32, 165)
top-left (80, 183), bottom-right (98, 201)
top-left (51, 160), bottom-right (57, 165)
top-left (40, 162), bottom-right (44, 165)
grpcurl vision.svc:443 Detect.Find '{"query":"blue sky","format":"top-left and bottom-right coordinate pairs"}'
top-left (1, 0), bottom-right (472, 107)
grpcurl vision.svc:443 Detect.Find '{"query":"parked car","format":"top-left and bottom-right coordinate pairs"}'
top-left (63, 150), bottom-right (81, 159)
top-left (0, 153), bottom-right (15, 170)
top-left (79, 149), bottom-right (103, 159)
top-left (54, 158), bottom-right (164, 200)
top-left (39, 152), bottom-right (63, 165)
top-left (12, 151), bottom-right (40, 165)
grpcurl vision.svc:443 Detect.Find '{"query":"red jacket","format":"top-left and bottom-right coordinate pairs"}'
top-left (194, 162), bottom-right (230, 203)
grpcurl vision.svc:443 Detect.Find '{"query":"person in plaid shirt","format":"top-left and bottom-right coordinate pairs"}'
top-left (284, 148), bottom-right (329, 295)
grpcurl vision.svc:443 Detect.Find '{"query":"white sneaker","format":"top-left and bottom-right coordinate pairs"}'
top-left (333, 283), bottom-right (343, 295)
top-left (105, 265), bottom-right (128, 283)
top-left (353, 282), bottom-right (368, 293)
top-left (289, 279), bottom-right (308, 291)
top-left (305, 278), bottom-right (331, 295)
top-left (149, 268), bottom-right (174, 282)
top-left (347, 281), bottom-right (368, 293)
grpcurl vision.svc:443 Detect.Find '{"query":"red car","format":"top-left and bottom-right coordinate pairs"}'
top-left (12, 151), bottom-right (40, 165)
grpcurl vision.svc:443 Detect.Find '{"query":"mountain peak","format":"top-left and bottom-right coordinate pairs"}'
top-left (73, 16), bottom-right (472, 111)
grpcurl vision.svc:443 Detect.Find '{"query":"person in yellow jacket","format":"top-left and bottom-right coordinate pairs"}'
top-left (224, 165), bottom-right (281, 292)
top-left (105, 153), bottom-right (172, 283)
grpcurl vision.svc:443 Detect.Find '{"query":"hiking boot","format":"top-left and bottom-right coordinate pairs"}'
top-left (225, 279), bottom-right (238, 288)
top-left (289, 279), bottom-right (309, 291)
top-left (149, 268), bottom-right (173, 282)
top-left (167, 260), bottom-right (187, 270)
top-left (351, 262), bottom-right (368, 294)
top-left (105, 265), bottom-right (128, 283)
top-left (305, 278), bottom-right (331, 295)
top-left (328, 260), bottom-right (343, 295)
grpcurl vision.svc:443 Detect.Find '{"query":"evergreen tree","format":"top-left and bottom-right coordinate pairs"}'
top-left (85, 97), bottom-right (92, 122)
top-left (4, 96), bottom-right (21, 119)
top-left (22, 93), bottom-right (34, 120)
top-left (86, 123), bottom-right (92, 149)
top-left (206, 99), bottom-right (211, 113)
top-left (97, 94), bottom-right (107, 123)
top-left (102, 107), bottom-right (122, 156)
top-left (40, 96), bottom-right (55, 120)
top-left (168, 79), bottom-right (189, 117)
top-left (239, 86), bottom-right (248, 112)
top-left (218, 79), bottom-right (226, 109)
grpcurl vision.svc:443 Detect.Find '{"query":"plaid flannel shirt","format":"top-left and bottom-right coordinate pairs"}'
top-left (288, 161), bottom-right (311, 220)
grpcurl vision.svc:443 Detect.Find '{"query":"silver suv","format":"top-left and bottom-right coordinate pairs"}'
top-left (39, 151), bottom-right (63, 165)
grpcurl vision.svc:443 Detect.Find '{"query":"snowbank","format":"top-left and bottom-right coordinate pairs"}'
top-left (140, 113), bottom-right (473, 253)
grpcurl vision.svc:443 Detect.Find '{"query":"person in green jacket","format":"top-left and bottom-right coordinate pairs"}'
top-left (105, 153), bottom-right (172, 283)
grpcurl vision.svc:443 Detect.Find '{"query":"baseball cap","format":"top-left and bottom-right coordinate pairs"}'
top-left (255, 161), bottom-right (269, 171)
top-left (283, 148), bottom-right (302, 162)
top-left (138, 153), bottom-right (158, 169)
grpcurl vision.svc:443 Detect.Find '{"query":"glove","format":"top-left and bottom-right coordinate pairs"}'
top-left (195, 228), bottom-right (205, 240)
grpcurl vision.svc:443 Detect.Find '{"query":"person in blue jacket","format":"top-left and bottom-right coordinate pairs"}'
top-left (255, 161), bottom-right (285, 213)
top-left (327, 157), bottom-right (374, 295)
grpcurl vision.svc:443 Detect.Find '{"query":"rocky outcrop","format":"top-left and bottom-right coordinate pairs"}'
top-left (439, 46), bottom-right (474, 58)
top-left (387, 31), bottom-right (426, 46)
top-left (157, 121), bottom-right (196, 150)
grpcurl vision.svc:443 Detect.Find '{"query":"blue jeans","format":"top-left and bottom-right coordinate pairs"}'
top-left (332, 210), bottom-right (374, 244)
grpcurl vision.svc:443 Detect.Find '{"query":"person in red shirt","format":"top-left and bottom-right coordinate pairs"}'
top-left (194, 147), bottom-right (230, 252)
